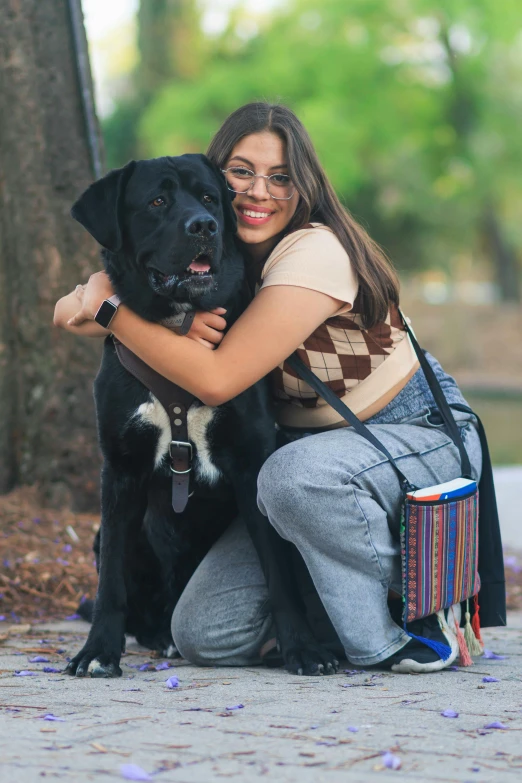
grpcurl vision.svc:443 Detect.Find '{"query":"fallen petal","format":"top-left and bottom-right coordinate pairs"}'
top-left (14, 670), bottom-right (38, 676)
top-left (382, 751), bottom-right (401, 770)
top-left (39, 714), bottom-right (65, 722)
top-left (43, 667), bottom-right (62, 673)
top-left (225, 704), bottom-right (244, 711)
top-left (120, 763), bottom-right (152, 781)
top-left (165, 675), bottom-right (179, 689)
top-left (64, 614), bottom-right (81, 621)
top-left (154, 661), bottom-right (170, 671)
top-left (29, 656), bottom-right (49, 663)
top-left (484, 721), bottom-right (508, 730)
top-left (482, 650), bottom-right (507, 660)
top-left (347, 726), bottom-right (358, 733)
top-left (482, 676), bottom-right (500, 683)
top-left (441, 709), bottom-right (459, 718)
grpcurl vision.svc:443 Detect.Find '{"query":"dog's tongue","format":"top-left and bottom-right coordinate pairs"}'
top-left (189, 260), bottom-right (211, 273)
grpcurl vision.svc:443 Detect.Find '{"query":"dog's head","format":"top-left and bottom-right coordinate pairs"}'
top-left (71, 155), bottom-right (242, 320)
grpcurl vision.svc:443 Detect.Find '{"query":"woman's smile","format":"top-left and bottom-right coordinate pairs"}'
top-left (236, 203), bottom-right (276, 226)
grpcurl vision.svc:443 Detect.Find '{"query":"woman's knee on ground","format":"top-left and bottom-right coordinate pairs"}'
top-left (171, 592), bottom-right (216, 666)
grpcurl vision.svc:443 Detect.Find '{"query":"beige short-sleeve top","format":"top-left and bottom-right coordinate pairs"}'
top-left (259, 223), bottom-right (419, 429)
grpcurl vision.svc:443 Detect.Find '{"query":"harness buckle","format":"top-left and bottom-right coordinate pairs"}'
top-left (169, 440), bottom-right (193, 474)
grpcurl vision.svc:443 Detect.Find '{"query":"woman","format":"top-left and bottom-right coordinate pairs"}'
top-left (55, 102), bottom-right (486, 674)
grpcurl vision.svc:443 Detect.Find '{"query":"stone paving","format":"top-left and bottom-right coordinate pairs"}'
top-left (0, 614), bottom-right (521, 782)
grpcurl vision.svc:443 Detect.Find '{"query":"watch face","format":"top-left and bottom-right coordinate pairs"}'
top-left (95, 299), bottom-right (118, 329)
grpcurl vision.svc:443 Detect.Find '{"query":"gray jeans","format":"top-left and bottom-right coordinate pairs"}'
top-left (172, 406), bottom-right (482, 666)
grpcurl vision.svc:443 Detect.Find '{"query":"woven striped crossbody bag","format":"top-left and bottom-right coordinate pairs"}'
top-left (286, 314), bottom-right (482, 664)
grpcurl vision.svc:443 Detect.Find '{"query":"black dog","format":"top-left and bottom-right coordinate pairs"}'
top-left (65, 155), bottom-right (339, 677)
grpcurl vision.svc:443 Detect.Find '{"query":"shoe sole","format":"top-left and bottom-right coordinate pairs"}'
top-left (391, 607), bottom-right (460, 674)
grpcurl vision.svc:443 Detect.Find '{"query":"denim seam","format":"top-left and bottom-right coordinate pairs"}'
top-left (349, 483), bottom-right (386, 583)
top-left (342, 438), bottom-right (457, 485)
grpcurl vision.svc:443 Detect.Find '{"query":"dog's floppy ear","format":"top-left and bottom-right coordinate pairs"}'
top-left (200, 155), bottom-right (238, 234)
top-left (71, 160), bottom-right (137, 252)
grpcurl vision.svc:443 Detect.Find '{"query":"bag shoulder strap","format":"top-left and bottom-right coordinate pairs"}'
top-left (285, 353), bottom-right (414, 491)
top-left (398, 310), bottom-right (472, 478)
top-left (286, 311), bottom-right (473, 485)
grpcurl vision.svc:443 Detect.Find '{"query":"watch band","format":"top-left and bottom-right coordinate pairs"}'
top-left (167, 310), bottom-right (196, 335)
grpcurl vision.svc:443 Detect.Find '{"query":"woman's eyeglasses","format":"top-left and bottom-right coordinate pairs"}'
top-left (221, 166), bottom-right (296, 200)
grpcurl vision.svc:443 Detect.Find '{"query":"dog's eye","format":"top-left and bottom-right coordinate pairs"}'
top-left (151, 197), bottom-right (165, 207)
top-left (202, 194), bottom-right (214, 204)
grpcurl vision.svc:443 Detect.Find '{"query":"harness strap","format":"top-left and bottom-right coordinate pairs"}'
top-left (112, 336), bottom-right (196, 513)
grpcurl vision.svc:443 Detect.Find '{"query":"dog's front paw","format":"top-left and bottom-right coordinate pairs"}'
top-left (65, 641), bottom-right (123, 678)
top-left (283, 642), bottom-right (339, 676)
top-left (273, 612), bottom-right (340, 676)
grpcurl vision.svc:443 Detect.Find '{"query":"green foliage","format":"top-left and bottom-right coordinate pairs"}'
top-left (103, 0), bottom-right (522, 290)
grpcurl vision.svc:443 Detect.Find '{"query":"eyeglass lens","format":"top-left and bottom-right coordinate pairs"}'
top-left (224, 167), bottom-right (294, 199)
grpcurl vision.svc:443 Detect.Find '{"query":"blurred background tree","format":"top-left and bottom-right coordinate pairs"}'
top-left (98, 0), bottom-right (522, 302)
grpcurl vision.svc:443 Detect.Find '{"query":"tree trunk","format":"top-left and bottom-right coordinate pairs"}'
top-left (483, 205), bottom-right (521, 304)
top-left (0, 0), bottom-right (104, 509)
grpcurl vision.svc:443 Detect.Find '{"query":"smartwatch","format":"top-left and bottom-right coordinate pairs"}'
top-left (94, 294), bottom-right (121, 329)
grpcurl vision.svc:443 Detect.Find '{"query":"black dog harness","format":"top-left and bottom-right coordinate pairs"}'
top-left (112, 336), bottom-right (196, 513)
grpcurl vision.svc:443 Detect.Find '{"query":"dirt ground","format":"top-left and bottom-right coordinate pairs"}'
top-left (0, 487), bottom-right (520, 626)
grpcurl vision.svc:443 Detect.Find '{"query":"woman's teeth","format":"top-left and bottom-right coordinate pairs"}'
top-left (241, 209), bottom-right (272, 218)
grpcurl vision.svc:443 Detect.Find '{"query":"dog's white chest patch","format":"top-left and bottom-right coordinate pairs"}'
top-left (187, 405), bottom-right (221, 485)
top-left (134, 395), bottom-right (221, 484)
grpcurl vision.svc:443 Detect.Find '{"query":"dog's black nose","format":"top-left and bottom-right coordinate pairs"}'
top-left (185, 216), bottom-right (218, 238)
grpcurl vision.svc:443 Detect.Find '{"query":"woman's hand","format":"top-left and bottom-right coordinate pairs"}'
top-left (67, 271), bottom-right (115, 327)
top-left (186, 308), bottom-right (227, 350)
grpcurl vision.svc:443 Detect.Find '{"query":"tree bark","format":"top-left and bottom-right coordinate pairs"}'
top-left (0, 0), bottom-right (104, 509)
top-left (483, 205), bottom-right (521, 304)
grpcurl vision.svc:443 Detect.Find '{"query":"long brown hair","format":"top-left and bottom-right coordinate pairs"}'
top-left (206, 102), bottom-right (399, 328)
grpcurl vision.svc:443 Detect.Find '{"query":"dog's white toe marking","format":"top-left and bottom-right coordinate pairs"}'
top-left (87, 658), bottom-right (105, 675)
top-left (163, 644), bottom-right (178, 658)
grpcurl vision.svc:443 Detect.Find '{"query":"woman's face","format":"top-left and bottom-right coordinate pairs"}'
top-left (224, 131), bottom-right (300, 249)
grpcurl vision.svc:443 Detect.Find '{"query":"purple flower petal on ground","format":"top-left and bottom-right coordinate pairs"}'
top-left (165, 675), bottom-right (179, 689)
top-left (484, 721), bottom-right (508, 729)
top-left (482, 676), bottom-right (500, 683)
top-left (14, 670), bottom-right (38, 676)
top-left (39, 714), bottom-right (65, 722)
top-left (139, 663), bottom-right (152, 672)
top-left (441, 709), bottom-right (459, 718)
top-left (120, 763), bottom-right (152, 781)
top-left (225, 704), bottom-right (244, 711)
top-left (29, 656), bottom-right (49, 663)
top-left (65, 613), bottom-right (80, 620)
top-left (43, 667), bottom-right (62, 673)
top-left (154, 661), bottom-right (170, 671)
top-left (0, 615), bottom-right (5, 621)
top-left (482, 650), bottom-right (507, 660)
top-left (382, 752), bottom-right (401, 770)
top-left (347, 726), bottom-right (358, 733)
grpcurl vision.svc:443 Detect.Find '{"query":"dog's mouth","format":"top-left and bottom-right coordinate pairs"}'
top-left (148, 252), bottom-right (214, 296)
